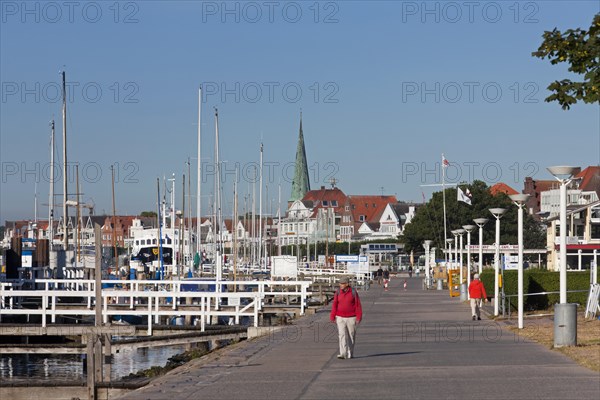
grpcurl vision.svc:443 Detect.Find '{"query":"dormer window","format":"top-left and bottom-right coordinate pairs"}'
top-left (331, 200), bottom-right (338, 207)
top-left (323, 200), bottom-right (329, 206)
top-left (359, 215), bottom-right (366, 222)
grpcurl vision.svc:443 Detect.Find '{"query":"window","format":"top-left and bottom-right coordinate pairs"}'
top-left (323, 200), bottom-right (329, 206)
top-left (345, 205), bottom-right (350, 211)
top-left (359, 215), bottom-right (365, 222)
top-left (592, 224), bottom-right (600, 240)
top-left (331, 200), bottom-right (338, 207)
top-left (373, 203), bottom-right (376, 207)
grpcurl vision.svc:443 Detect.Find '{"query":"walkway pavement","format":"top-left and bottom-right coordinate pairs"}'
top-left (118, 276), bottom-right (600, 400)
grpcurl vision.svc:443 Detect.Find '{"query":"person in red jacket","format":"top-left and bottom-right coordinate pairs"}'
top-left (330, 276), bottom-right (362, 359)
top-left (468, 273), bottom-right (488, 320)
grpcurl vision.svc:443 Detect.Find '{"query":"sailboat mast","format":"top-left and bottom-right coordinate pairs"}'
top-left (111, 165), bottom-right (118, 272)
top-left (181, 173), bottom-right (185, 274)
top-left (61, 71), bottom-right (68, 250)
top-left (187, 159), bottom-right (192, 271)
top-left (196, 87), bottom-right (202, 256)
top-left (258, 143), bottom-right (263, 269)
top-left (278, 182), bottom-right (281, 256)
top-left (214, 108), bottom-right (222, 280)
top-left (251, 176), bottom-right (256, 265)
top-left (75, 165), bottom-right (80, 265)
top-left (49, 119), bottom-right (55, 250)
top-left (233, 167), bottom-right (238, 283)
top-left (157, 178), bottom-right (164, 280)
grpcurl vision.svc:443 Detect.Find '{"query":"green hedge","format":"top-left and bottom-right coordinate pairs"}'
top-left (479, 269), bottom-right (599, 311)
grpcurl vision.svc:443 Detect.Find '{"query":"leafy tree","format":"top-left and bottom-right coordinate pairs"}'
top-left (532, 14), bottom-right (600, 109)
top-left (401, 181), bottom-right (545, 258)
top-left (140, 211), bottom-right (157, 218)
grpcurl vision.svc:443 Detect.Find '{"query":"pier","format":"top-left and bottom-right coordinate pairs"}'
top-left (113, 276), bottom-right (600, 400)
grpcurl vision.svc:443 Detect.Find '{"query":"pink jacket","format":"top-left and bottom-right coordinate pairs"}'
top-left (330, 287), bottom-right (362, 322)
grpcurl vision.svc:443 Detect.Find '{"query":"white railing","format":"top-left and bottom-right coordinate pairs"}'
top-left (0, 279), bottom-right (312, 335)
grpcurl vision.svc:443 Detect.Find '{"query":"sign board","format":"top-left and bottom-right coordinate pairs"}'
top-left (21, 250), bottom-right (33, 268)
top-left (503, 255), bottom-right (519, 270)
top-left (336, 255), bottom-right (359, 262)
top-left (272, 256), bottom-right (298, 278)
top-left (347, 256), bottom-right (369, 274)
top-left (467, 245), bottom-right (518, 251)
top-left (318, 255), bottom-right (326, 265)
top-left (228, 297), bottom-right (241, 307)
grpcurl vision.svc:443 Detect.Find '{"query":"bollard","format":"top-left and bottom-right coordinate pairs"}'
top-left (437, 279), bottom-right (443, 290)
top-left (459, 283), bottom-right (468, 301)
top-left (554, 303), bottom-right (577, 347)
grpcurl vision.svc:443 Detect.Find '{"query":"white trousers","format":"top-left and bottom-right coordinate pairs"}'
top-left (336, 316), bottom-right (357, 358)
top-left (470, 298), bottom-right (483, 318)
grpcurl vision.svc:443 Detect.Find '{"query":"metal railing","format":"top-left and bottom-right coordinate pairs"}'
top-left (502, 289), bottom-right (589, 318)
top-left (0, 279), bottom-right (313, 334)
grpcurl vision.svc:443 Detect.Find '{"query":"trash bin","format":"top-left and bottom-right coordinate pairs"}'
top-left (554, 303), bottom-right (577, 347)
top-left (459, 283), bottom-right (468, 301)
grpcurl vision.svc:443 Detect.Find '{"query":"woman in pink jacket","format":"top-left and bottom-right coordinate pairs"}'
top-left (330, 277), bottom-right (362, 359)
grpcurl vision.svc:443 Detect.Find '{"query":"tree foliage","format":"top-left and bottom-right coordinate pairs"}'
top-left (532, 13), bottom-right (600, 109)
top-left (140, 211), bottom-right (157, 218)
top-left (400, 181), bottom-right (546, 257)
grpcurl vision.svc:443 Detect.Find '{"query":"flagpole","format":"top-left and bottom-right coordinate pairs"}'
top-left (442, 154), bottom-right (447, 259)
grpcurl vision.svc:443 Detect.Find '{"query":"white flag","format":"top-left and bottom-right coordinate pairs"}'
top-left (457, 187), bottom-right (472, 205)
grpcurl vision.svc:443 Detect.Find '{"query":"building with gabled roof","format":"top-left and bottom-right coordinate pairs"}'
top-left (489, 182), bottom-right (519, 197)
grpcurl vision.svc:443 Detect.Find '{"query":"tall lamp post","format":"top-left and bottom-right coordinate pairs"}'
top-left (456, 229), bottom-right (465, 283)
top-left (489, 208), bottom-right (506, 316)
top-left (423, 240), bottom-right (432, 288)
top-left (509, 194), bottom-right (531, 330)
top-left (462, 225), bottom-right (476, 294)
top-left (451, 230), bottom-right (460, 274)
top-left (473, 218), bottom-right (488, 275)
top-left (548, 165), bottom-right (579, 347)
top-left (446, 238), bottom-right (454, 267)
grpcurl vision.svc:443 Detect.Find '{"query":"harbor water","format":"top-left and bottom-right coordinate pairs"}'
top-left (0, 344), bottom-right (189, 382)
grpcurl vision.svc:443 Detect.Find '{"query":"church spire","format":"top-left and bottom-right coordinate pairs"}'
top-left (290, 112), bottom-right (310, 202)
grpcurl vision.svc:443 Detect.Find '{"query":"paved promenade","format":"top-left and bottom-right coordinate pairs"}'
top-left (118, 277), bottom-right (600, 400)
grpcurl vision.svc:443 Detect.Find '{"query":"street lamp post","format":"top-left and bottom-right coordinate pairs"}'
top-left (548, 165), bottom-right (579, 347)
top-left (423, 240), bottom-right (432, 288)
top-left (489, 208), bottom-right (506, 316)
top-left (473, 218), bottom-right (488, 275)
top-left (463, 225), bottom-right (476, 295)
top-left (451, 230), bottom-right (459, 274)
top-left (446, 238), bottom-right (454, 267)
top-left (455, 229), bottom-right (465, 283)
top-left (509, 194), bottom-right (531, 330)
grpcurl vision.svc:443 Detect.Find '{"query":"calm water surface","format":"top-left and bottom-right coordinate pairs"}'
top-left (0, 344), bottom-right (188, 382)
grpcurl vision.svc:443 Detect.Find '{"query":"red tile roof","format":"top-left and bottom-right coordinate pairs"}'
top-left (489, 183), bottom-right (518, 196)
top-left (302, 187), bottom-right (349, 217)
top-left (576, 166), bottom-right (600, 195)
top-left (348, 195), bottom-right (398, 225)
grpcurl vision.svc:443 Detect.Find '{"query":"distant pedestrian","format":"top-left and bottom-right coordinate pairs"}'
top-left (383, 268), bottom-right (390, 291)
top-left (403, 279), bottom-right (407, 290)
top-left (468, 273), bottom-right (487, 320)
top-left (376, 267), bottom-right (384, 285)
top-left (408, 265), bottom-right (413, 278)
top-left (330, 277), bottom-right (362, 359)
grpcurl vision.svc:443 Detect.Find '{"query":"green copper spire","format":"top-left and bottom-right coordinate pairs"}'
top-left (290, 112), bottom-right (310, 202)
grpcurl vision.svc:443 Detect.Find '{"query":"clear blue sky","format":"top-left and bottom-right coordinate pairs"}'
top-left (1, 1), bottom-right (599, 223)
